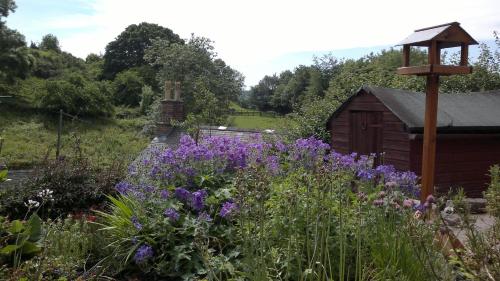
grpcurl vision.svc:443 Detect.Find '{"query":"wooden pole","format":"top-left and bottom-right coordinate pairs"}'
top-left (56, 109), bottom-right (63, 158)
top-left (420, 74), bottom-right (439, 202)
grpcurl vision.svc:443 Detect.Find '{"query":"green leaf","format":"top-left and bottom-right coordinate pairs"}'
top-left (0, 244), bottom-right (20, 255)
top-left (0, 169), bottom-right (7, 182)
top-left (8, 220), bottom-right (24, 234)
top-left (27, 214), bottom-right (42, 242)
top-left (20, 241), bottom-right (41, 255)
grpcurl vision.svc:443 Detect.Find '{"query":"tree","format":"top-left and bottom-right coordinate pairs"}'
top-left (102, 22), bottom-right (183, 80)
top-left (248, 75), bottom-right (278, 111)
top-left (39, 34), bottom-right (61, 52)
top-left (145, 35), bottom-right (243, 114)
top-left (0, 0), bottom-right (16, 19)
top-left (38, 74), bottom-right (113, 117)
top-left (112, 69), bottom-right (144, 106)
top-left (0, 0), bottom-right (33, 92)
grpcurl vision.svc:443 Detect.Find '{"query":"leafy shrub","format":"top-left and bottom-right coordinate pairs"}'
top-left (0, 214), bottom-right (43, 269)
top-left (447, 165), bottom-right (500, 280)
top-left (38, 74), bottom-right (114, 117)
top-left (0, 153), bottom-right (124, 220)
top-left (1, 215), bottom-right (105, 280)
top-left (113, 69), bottom-right (144, 106)
top-left (139, 85), bottom-right (155, 115)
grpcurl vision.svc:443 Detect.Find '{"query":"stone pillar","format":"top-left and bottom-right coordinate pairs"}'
top-left (174, 81), bottom-right (181, 101)
top-left (164, 81), bottom-right (173, 100)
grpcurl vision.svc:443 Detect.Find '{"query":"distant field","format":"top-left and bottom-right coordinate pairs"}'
top-left (228, 115), bottom-right (288, 130)
top-left (227, 102), bottom-right (289, 130)
top-left (0, 105), bottom-right (149, 169)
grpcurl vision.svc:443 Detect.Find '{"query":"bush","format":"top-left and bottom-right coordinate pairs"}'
top-left (38, 75), bottom-right (114, 117)
top-left (113, 70), bottom-right (144, 106)
top-left (0, 152), bottom-right (124, 220)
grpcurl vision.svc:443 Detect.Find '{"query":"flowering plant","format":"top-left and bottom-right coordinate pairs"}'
top-left (99, 134), bottom-right (422, 279)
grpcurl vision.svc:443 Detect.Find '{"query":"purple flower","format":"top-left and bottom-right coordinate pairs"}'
top-left (175, 187), bottom-right (191, 201)
top-left (425, 195), bottom-right (435, 204)
top-left (133, 244), bottom-right (154, 263)
top-left (266, 155), bottom-right (280, 175)
top-left (357, 168), bottom-right (376, 180)
top-left (198, 211), bottom-right (213, 222)
top-left (164, 208), bottom-right (180, 222)
top-left (160, 189), bottom-right (170, 199)
top-left (275, 141), bottom-right (287, 152)
top-left (191, 189), bottom-right (207, 211)
top-left (131, 216), bottom-right (142, 230)
top-left (116, 181), bottom-right (133, 194)
top-left (373, 199), bottom-right (384, 206)
top-left (220, 201), bottom-right (238, 218)
top-left (403, 199), bottom-right (414, 208)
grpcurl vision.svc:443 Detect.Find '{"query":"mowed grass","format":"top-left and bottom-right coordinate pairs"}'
top-left (228, 115), bottom-right (288, 130)
top-left (227, 102), bottom-right (291, 130)
top-left (0, 104), bottom-right (149, 169)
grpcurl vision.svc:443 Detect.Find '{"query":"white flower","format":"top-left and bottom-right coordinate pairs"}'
top-left (37, 189), bottom-right (54, 200)
top-left (24, 200), bottom-right (40, 208)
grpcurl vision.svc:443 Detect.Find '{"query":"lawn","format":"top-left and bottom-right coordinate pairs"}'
top-left (228, 115), bottom-right (288, 130)
top-left (228, 102), bottom-right (290, 130)
top-left (0, 104), bottom-right (150, 169)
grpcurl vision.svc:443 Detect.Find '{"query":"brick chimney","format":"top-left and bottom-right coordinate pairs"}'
top-left (156, 80), bottom-right (185, 135)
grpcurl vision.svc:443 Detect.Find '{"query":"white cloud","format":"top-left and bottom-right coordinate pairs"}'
top-left (22, 0), bottom-right (500, 85)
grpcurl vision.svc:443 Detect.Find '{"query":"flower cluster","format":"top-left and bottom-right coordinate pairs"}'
top-left (134, 244), bottom-right (154, 263)
top-left (220, 201), bottom-right (238, 218)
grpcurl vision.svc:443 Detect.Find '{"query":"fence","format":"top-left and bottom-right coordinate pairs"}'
top-left (55, 109), bottom-right (91, 158)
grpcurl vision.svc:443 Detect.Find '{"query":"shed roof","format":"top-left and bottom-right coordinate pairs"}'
top-left (329, 86), bottom-right (500, 133)
top-left (397, 22), bottom-right (478, 48)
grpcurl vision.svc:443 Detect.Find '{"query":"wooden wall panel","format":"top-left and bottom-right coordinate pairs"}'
top-left (410, 135), bottom-right (500, 197)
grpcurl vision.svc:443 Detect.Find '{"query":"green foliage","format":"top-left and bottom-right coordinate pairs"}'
top-left (102, 22), bottom-right (183, 80)
top-left (0, 0), bottom-right (16, 18)
top-left (139, 85), bottom-right (155, 114)
top-left (145, 35), bottom-right (244, 117)
top-left (181, 80), bottom-right (230, 135)
top-left (0, 214), bottom-right (43, 268)
top-left (39, 34), bottom-right (60, 53)
top-left (0, 104), bottom-right (149, 169)
top-left (113, 69), bottom-right (144, 106)
top-left (228, 114), bottom-right (287, 130)
top-left (97, 192), bottom-right (237, 280)
top-left (0, 149), bottom-right (124, 220)
top-left (37, 74), bottom-right (113, 117)
top-left (447, 168), bottom-right (500, 281)
top-left (0, 165), bottom-right (7, 183)
top-left (234, 168), bottom-right (454, 281)
top-left (0, 0), bottom-right (33, 89)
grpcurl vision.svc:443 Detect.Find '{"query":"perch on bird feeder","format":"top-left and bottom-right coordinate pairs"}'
top-left (396, 22), bottom-right (477, 202)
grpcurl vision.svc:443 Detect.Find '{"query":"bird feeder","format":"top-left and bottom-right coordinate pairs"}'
top-left (396, 22), bottom-right (477, 202)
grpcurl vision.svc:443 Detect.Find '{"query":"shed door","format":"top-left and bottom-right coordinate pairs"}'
top-left (350, 111), bottom-right (383, 157)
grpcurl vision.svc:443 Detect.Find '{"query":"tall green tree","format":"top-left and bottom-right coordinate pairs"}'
top-left (39, 33), bottom-right (61, 52)
top-left (145, 35), bottom-right (243, 114)
top-left (0, 0), bottom-right (33, 92)
top-left (102, 22), bottom-right (183, 80)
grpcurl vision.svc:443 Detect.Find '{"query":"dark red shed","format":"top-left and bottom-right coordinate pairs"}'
top-left (327, 86), bottom-right (500, 197)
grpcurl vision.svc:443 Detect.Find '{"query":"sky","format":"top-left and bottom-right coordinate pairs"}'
top-left (6, 0), bottom-right (500, 87)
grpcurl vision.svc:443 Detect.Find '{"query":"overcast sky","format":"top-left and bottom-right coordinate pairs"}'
top-left (7, 0), bottom-right (500, 87)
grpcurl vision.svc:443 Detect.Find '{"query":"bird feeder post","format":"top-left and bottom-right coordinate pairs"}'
top-left (396, 22), bottom-right (477, 202)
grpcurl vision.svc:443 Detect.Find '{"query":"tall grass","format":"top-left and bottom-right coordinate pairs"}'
top-left (232, 167), bottom-right (455, 281)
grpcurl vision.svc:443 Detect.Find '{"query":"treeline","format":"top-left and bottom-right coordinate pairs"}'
top-left (243, 37), bottom-right (500, 140)
top-left (0, 0), bottom-right (243, 119)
